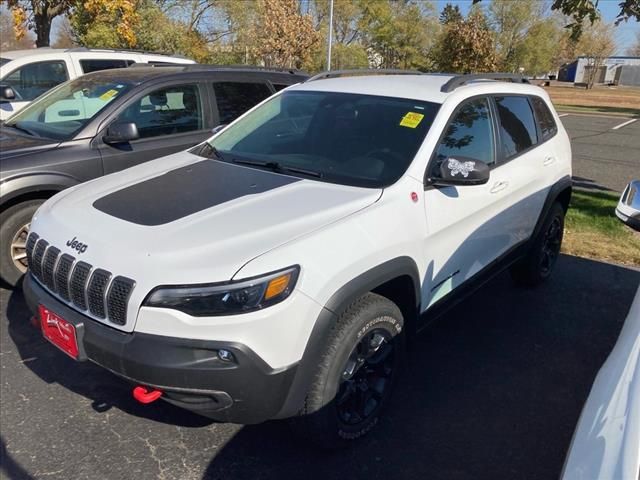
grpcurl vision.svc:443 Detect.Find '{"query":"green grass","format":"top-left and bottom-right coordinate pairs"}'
top-left (563, 189), bottom-right (640, 266)
top-left (554, 104), bottom-right (640, 117)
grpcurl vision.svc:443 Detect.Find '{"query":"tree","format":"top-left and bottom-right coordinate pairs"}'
top-left (431, 9), bottom-right (498, 73)
top-left (519, 18), bottom-right (563, 76)
top-left (0, 6), bottom-right (34, 50)
top-left (1, 0), bottom-right (74, 47)
top-left (439, 3), bottom-right (462, 25)
top-left (574, 21), bottom-right (616, 88)
top-left (628, 31), bottom-right (640, 56)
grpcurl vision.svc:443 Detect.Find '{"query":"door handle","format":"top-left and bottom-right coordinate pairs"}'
top-left (490, 181), bottom-right (509, 194)
top-left (544, 156), bottom-right (556, 166)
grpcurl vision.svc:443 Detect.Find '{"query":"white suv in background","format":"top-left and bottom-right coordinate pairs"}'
top-left (23, 71), bottom-right (572, 447)
top-left (0, 48), bottom-right (194, 120)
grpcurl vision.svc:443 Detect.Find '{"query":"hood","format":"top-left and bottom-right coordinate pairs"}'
top-left (0, 126), bottom-right (60, 161)
top-left (31, 153), bottom-right (381, 331)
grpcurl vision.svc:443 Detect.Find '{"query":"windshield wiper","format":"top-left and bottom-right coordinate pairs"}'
top-left (4, 123), bottom-right (39, 137)
top-left (231, 158), bottom-right (323, 178)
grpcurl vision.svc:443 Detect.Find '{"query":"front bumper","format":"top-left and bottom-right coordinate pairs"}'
top-left (23, 273), bottom-right (298, 424)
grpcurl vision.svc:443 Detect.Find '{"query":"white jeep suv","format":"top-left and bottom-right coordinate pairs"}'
top-left (23, 71), bottom-right (572, 446)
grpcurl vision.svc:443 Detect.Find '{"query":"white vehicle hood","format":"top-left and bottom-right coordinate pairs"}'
top-left (31, 152), bottom-right (381, 331)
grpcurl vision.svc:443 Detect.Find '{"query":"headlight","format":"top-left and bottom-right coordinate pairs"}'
top-left (143, 266), bottom-right (299, 316)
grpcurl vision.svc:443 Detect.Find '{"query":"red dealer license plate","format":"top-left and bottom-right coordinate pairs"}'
top-left (39, 305), bottom-right (79, 359)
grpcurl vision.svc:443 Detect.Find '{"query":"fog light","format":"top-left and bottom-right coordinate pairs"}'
top-left (218, 349), bottom-right (234, 362)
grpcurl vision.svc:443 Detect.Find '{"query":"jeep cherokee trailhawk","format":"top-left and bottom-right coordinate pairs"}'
top-left (23, 71), bottom-right (572, 446)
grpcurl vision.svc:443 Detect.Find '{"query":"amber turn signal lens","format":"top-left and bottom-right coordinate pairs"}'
top-left (264, 273), bottom-right (292, 300)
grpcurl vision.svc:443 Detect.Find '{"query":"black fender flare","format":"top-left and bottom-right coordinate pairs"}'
top-left (528, 175), bottom-right (572, 249)
top-left (0, 173), bottom-right (79, 208)
top-left (276, 256), bottom-right (421, 418)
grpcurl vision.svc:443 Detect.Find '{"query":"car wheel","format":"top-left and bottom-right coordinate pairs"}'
top-left (511, 202), bottom-right (565, 287)
top-left (0, 200), bottom-right (43, 287)
top-left (290, 292), bottom-right (405, 448)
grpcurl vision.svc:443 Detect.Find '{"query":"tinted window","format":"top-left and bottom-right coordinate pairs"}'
top-left (531, 96), bottom-right (557, 140)
top-left (3, 61), bottom-right (68, 101)
top-left (0, 58), bottom-right (11, 67)
top-left (435, 98), bottom-right (495, 166)
top-left (117, 84), bottom-right (203, 139)
top-left (209, 91), bottom-right (439, 188)
top-left (80, 59), bottom-right (129, 74)
top-left (495, 96), bottom-right (538, 158)
top-left (273, 83), bottom-right (289, 91)
top-left (213, 82), bottom-right (272, 124)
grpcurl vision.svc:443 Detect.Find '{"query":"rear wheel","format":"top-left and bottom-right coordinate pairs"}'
top-left (0, 200), bottom-right (43, 287)
top-left (511, 202), bottom-right (565, 287)
top-left (291, 293), bottom-right (405, 448)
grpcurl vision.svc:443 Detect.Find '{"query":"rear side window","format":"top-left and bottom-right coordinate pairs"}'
top-left (79, 59), bottom-right (130, 74)
top-left (272, 83), bottom-right (289, 91)
top-left (531, 96), bottom-right (557, 141)
top-left (495, 96), bottom-right (538, 159)
top-left (213, 82), bottom-right (272, 124)
top-left (435, 97), bottom-right (495, 166)
top-left (3, 61), bottom-right (68, 101)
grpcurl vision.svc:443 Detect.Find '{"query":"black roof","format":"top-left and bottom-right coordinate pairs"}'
top-left (80, 65), bottom-right (308, 85)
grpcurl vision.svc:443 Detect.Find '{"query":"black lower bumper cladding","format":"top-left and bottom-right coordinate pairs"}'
top-left (23, 273), bottom-right (298, 424)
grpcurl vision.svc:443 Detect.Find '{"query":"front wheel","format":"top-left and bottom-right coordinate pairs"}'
top-left (290, 293), bottom-right (405, 448)
top-left (0, 200), bottom-right (43, 287)
top-left (511, 202), bottom-right (565, 287)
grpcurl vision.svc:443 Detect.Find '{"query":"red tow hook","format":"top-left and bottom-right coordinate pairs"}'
top-left (133, 385), bottom-right (163, 404)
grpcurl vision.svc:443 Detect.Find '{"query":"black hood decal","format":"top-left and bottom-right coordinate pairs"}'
top-left (93, 160), bottom-right (301, 226)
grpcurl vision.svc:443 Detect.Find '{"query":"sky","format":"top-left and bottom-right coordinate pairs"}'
top-left (435, 0), bottom-right (639, 54)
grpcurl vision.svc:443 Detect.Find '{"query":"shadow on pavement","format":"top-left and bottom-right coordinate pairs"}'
top-left (4, 286), bottom-right (214, 429)
top-left (202, 255), bottom-right (639, 480)
top-left (572, 176), bottom-right (616, 193)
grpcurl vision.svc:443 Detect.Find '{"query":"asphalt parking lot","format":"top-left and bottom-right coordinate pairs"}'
top-left (562, 113), bottom-right (640, 192)
top-left (2, 255), bottom-right (639, 480)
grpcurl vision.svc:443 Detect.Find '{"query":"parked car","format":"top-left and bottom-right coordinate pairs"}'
top-left (22, 71), bottom-right (572, 446)
top-left (0, 65), bottom-right (308, 286)
top-left (562, 180), bottom-right (640, 480)
top-left (0, 47), bottom-right (195, 120)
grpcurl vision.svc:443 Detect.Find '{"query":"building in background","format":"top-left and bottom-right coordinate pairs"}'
top-left (558, 56), bottom-right (640, 86)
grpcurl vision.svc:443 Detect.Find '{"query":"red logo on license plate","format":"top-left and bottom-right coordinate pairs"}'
top-left (39, 305), bottom-right (79, 359)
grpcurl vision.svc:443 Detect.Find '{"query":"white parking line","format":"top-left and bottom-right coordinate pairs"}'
top-left (612, 118), bottom-right (637, 130)
top-left (559, 113), bottom-right (570, 117)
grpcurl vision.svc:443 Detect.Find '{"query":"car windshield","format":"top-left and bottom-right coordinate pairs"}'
top-left (207, 90), bottom-right (440, 188)
top-left (0, 58), bottom-right (11, 67)
top-left (3, 76), bottom-right (134, 140)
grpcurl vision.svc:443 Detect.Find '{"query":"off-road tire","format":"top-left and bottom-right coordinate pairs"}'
top-left (511, 202), bottom-right (565, 287)
top-left (290, 292), bottom-right (405, 448)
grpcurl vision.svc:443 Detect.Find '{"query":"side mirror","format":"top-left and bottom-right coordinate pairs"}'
top-left (211, 124), bottom-right (227, 135)
top-left (0, 85), bottom-right (16, 101)
top-left (103, 121), bottom-right (139, 144)
top-left (616, 180), bottom-right (640, 232)
top-left (432, 156), bottom-right (490, 187)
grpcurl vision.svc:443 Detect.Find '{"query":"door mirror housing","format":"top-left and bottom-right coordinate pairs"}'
top-left (104, 122), bottom-right (139, 144)
top-left (432, 156), bottom-right (490, 187)
top-left (0, 85), bottom-right (16, 101)
top-left (616, 180), bottom-right (640, 232)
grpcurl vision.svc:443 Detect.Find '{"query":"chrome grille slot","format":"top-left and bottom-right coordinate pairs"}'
top-left (31, 240), bottom-right (48, 281)
top-left (70, 261), bottom-right (91, 310)
top-left (42, 247), bottom-right (60, 292)
top-left (107, 276), bottom-right (136, 325)
top-left (55, 254), bottom-right (75, 302)
top-left (87, 269), bottom-right (111, 319)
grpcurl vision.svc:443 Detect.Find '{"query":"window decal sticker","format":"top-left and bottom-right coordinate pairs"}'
top-left (447, 158), bottom-right (476, 178)
top-left (399, 112), bottom-right (424, 128)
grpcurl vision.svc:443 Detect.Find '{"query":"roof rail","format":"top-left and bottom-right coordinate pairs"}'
top-left (440, 73), bottom-right (530, 93)
top-left (127, 63), bottom-right (307, 75)
top-left (305, 69), bottom-right (421, 82)
top-left (64, 47), bottom-right (189, 59)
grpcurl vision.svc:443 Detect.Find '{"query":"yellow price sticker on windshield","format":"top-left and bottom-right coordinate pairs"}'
top-left (99, 89), bottom-right (119, 101)
top-left (400, 112), bottom-right (425, 128)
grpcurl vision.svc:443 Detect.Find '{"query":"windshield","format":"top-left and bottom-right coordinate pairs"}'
top-left (0, 58), bottom-right (11, 67)
top-left (4, 76), bottom-right (134, 140)
top-left (208, 90), bottom-right (439, 188)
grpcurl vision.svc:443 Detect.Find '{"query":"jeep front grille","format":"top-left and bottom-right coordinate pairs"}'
top-left (26, 233), bottom-right (136, 326)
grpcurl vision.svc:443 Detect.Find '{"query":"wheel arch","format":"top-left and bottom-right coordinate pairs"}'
top-left (276, 257), bottom-right (421, 419)
top-left (0, 174), bottom-right (78, 212)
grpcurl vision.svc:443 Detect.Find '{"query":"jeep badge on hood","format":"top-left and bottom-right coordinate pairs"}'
top-left (66, 237), bottom-right (88, 254)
